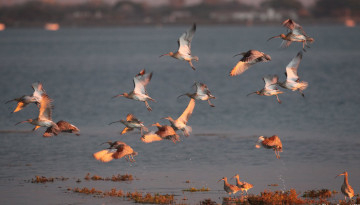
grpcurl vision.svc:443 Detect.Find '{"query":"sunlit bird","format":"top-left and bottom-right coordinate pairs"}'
top-left (218, 177), bottom-right (241, 197)
top-left (109, 113), bottom-right (148, 135)
top-left (278, 51), bottom-right (308, 97)
top-left (112, 69), bottom-right (155, 111)
top-left (255, 135), bottom-right (283, 159)
top-left (43, 120), bottom-right (80, 137)
top-left (15, 93), bottom-right (60, 134)
top-left (178, 82), bottom-right (216, 107)
top-left (229, 50), bottom-right (271, 76)
top-left (142, 122), bottom-right (180, 143)
top-left (247, 75), bottom-right (283, 104)
top-left (336, 171), bottom-right (354, 201)
top-left (160, 23), bottom-right (199, 70)
top-left (231, 174), bottom-right (254, 194)
top-left (268, 19), bottom-right (314, 51)
top-left (6, 82), bottom-right (45, 113)
top-left (93, 141), bottom-right (137, 163)
top-left (163, 98), bottom-right (195, 137)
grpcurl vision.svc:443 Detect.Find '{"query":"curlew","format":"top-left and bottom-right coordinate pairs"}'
top-left (43, 120), bottom-right (80, 137)
top-left (229, 50), bottom-right (271, 76)
top-left (93, 141), bottom-right (137, 163)
top-left (109, 113), bottom-right (148, 135)
top-left (231, 174), bottom-right (254, 194)
top-left (336, 171), bottom-right (355, 201)
top-left (163, 98), bottom-right (195, 137)
top-left (218, 177), bottom-right (241, 197)
top-left (146, 122), bottom-right (180, 143)
top-left (278, 51), bottom-right (308, 97)
top-left (6, 82), bottom-right (45, 113)
top-left (178, 82), bottom-right (216, 107)
top-left (268, 19), bottom-right (314, 51)
top-left (247, 75), bottom-right (283, 104)
top-left (255, 135), bottom-right (283, 159)
top-left (112, 69), bottom-right (155, 111)
top-left (160, 23), bottom-right (199, 70)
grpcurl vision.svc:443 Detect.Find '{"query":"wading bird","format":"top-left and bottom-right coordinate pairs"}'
top-left (218, 177), bottom-right (241, 197)
top-left (6, 82), bottom-right (45, 113)
top-left (15, 93), bottom-right (60, 134)
top-left (93, 141), bottom-right (137, 163)
top-left (267, 19), bottom-right (314, 51)
top-left (229, 50), bottom-right (271, 76)
top-left (163, 98), bottom-right (195, 137)
top-left (43, 120), bottom-right (80, 137)
top-left (255, 135), bottom-right (283, 159)
top-left (160, 23), bottom-right (199, 70)
top-left (336, 171), bottom-right (354, 201)
top-left (112, 69), bottom-right (155, 111)
top-left (178, 82), bottom-right (216, 107)
top-left (231, 174), bottom-right (254, 195)
top-left (109, 113), bottom-right (148, 135)
top-left (247, 75), bottom-right (283, 104)
top-left (278, 52), bottom-right (308, 97)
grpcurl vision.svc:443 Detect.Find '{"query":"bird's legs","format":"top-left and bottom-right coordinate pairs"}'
top-left (144, 101), bottom-right (152, 111)
top-left (188, 60), bottom-right (196, 70)
top-left (207, 99), bottom-right (215, 107)
top-left (298, 90), bottom-right (305, 98)
top-left (275, 95), bottom-right (282, 104)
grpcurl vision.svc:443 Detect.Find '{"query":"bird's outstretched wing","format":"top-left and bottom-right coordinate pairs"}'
top-left (282, 19), bottom-right (306, 36)
top-left (197, 83), bottom-right (212, 96)
top-left (126, 113), bottom-right (139, 122)
top-left (133, 69), bottom-right (153, 95)
top-left (32, 82), bottom-right (45, 101)
top-left (178, 23), bottom-right (196, 56)
top-left (38, 94), bottom-right (53, 120)
top-left (263, 75), bottom-right (279, 90)
top-left (263, 135), bottom-right (282, 148)
top-left (176, 98), bottom-right (195, 125)
top-left (230, 50), bottom-right (270, 76)
top-left (285, 52), bottom-right (302, 82)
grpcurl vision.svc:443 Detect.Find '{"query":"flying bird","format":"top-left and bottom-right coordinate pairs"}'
top-left (93, 141), bottom-right (137, 163)
top-left (163, 98), bottom-right (195, 137)
top-left (143, 122), bottom-right (180, 143)
top-left (247, 75), bottom-right (283, 104)
top-left (231, 174), bottom-right (253, 194)
top-left (42, 120), bottom-right (80, 137)
top-left (15, 93), bottom-right (60, 134)
top-left (267, 19), bottom-right (314, 51)
top-left (6, 82), bottom-right (45, 113)
top-left (229, 50), bottom-right (271, 76)
top-left (178, 82), bottom-right (216, 107)
top-left (160, 23), bottom-right (199, 70)
top-left (255, 135), bottom-right (283, 159)
top-left (278, 52), bottom-right (308, 97)
top-left (112, 69), bottom-right (155, 111)
top-left (109, 113), bottom-right (148, 135)
top-left (336, 171), bottom-right (354, 201)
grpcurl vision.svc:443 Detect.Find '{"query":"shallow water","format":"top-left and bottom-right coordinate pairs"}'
top-left (0, 25), bottom-right (360, 204)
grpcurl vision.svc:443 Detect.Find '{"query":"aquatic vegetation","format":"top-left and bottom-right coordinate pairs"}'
top-left (84, 173), bottom-right (133, 182)
top-left (199, 199), bottom-right (217, 205)
top-left (29, 176), bottom-right (69, 183)
top-left (267, 184), bottom-right (279, 187)
top-left (302, 189), bottom-right (335, 198)
top-left (182, 187), bottom-right (210, 192)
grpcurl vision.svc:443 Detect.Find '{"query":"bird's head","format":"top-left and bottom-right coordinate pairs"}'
top-left (247, 91), bottom-right (260, 96)
top-left (280, 34), bottom-right (286, 39)
top-left (218, 177), bottom-right (227, 183)
top-left (112, 93), bottom-right (128, 99)
top-left (335, 171), bottom-right (348, 178)
top-left (151, 122), bottom-right (162, 127)
top-left (264, 54), bottom-right (272, 61)
top-left (162, 116), bottom-right (174, 122)
top-left (15, 119), bottom-right (33, 125)
top-left (230, 174), bottom-right (239, 180)
top-left (306, 37), bottom-right (314, 43)
top-left (159, 52), bottom-right (173, 57)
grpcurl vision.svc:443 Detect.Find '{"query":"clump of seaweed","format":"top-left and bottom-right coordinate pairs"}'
top-left (132, 193), bottom-right (174, 204)
top-left (73, 187), bottom-right (103, 195)
top-left (84, 173), bottom-right (133, 182)
top-left (182, 187), bottom-right (210, 192)
top-left (29, 176), bottom-right (69, 183)
top-left (302, 189), bottom-right (335, 198)
top-left (199, 198), bottom-right (217, 205)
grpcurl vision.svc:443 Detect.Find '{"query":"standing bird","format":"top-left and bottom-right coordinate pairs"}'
top-left (163, 98), bottom-right (195, 137)
top-left (43, 120), bottom-right (80, 137)
top-left (178, 82), bottom-right (216, 107)
top-left (93, 141), bottom-right (137, 163)
top-left (255, 135), bottom-right (283, 159)
top-left (336, 171), bottom-right (355, 201)
top-left (231, 174), bottom-right (254, 195)
top-left (267, 19), bottom-right (314, 51)
top-left (278, 52), bottom-right (308, 97)
top-left (247, 75), bottom-right (283, 104)
top-left (15, 93), bottom-right (60, 134)
top-left (229, 50), bottom-right (271, 76)
top-left (218, 177), bottom-right (241, 197)
top-left (160, 23), bottom-right (199, 70)
top-left (109, 113), bottom-right (148, 135)
top-left (112, 69), bottom-right (155, 111)
top-left (6, 82), bottom-right (45, 113)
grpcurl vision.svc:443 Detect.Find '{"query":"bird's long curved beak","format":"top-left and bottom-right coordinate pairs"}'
top-left (230, 176), bottom-right (235, 180)
top-left (335, 173), bottom-right (344, 178)
top-left (108, 120), bottom-right (121, 125)
top-left (159, 53), bottom-right (169, 58)
top-left (217, 179), bottom-right (223, 183)
top-left (15, 120), bottom-right (29, 126)
top-left (177, 93), bottom-right (187, 99)
top-left (112, 94), bottom-right (123, 99)
top-left (267, 35), bottom-right (281, 41)
top-left (233, 53), bottom-right (242, 58)
top-left (247, 92), bottom-right (257, 96)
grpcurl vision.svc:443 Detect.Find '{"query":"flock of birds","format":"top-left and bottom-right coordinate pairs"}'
top-left (6, 18), bottom-right (355, 202)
